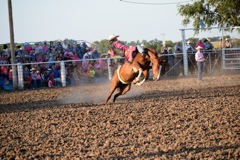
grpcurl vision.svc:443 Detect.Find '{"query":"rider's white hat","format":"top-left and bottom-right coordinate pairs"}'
top-left (108, 34), bottom-right (119, 42)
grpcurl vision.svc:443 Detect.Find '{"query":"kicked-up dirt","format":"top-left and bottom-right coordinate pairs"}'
top-left (0, 74), bottom-right (239, 159)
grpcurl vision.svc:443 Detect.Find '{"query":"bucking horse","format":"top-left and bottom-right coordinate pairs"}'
top-left (106, 48), bottom-right (161, 104)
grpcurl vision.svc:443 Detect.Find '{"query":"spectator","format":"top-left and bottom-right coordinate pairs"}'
top-left (35, 50), bottom-right (43, 62)
top-left (3, 44), bottom-right (11, 61)
top-left (174, 41), bottom-right (183, 53)
top-left (71, 49), bottom-right (80, 60)
top-left (36, 70), bottom-right (42, 88)
top-left (64, 47), bottom-right (73, 58)
top-left (225, 38), bottom-right (233, 48)
top-left (76, 42), bottom-right (84, 59)
top-left (218, 37), bottom-right (223, 49)
top-left (186, 40), bottom-right (195, 52)
top-left (83, 48), bottom-right (93, 59)
top-left (29, 49), bottom-right (36, 61)
top-left (24, 42), bottom-right (32, 54)
top-left (195, 39), bottom-right (205, 50)
top-left (204, 39), bottom-right (213, 50)
top-left (34, 42), bottom-right (43, 53)
top-left (24, 75), bottom-right (32, 89)
top-left (91, 49), bottom-right (100, 59)
top-left (62, 39), bottom-right (68, 51)
top-left (195, 46), bottom-right (205, 80)
top-left (8, 68), bottom-right (13, 84)
top-left (16, 47), bottom-right (24, 58)
top-left (86, 65), bottom-right (95, 83)
top-left (23, 66), bottom-right (31, 78)
top-left (82, 55), bottom-right (90, 71)
top-left (1, 62), bottom-right (9, 80)
top-left (160, 41), bottom-right (168, 53)
top-left (81, 41), bottom-right (88, 53)
top-left (48, 72), bottom-right (54, 88)
top-left (31, 68), bottom-right (38, 89)
top-left (53, 66), bottom-right (61, 86)
top-left (42, 41), bottom-right (49, 53)
top-left (56, 40), bottom-right (64, 53)
top-left (49, 41), bottom-right (55, 51)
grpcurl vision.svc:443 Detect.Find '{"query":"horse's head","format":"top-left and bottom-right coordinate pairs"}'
top-left (146, 48), bottom-right (161, 81)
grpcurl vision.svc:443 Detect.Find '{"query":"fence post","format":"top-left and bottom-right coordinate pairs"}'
top-left (181, 29), bottom-right (188, 76)
top-left (60, 61), bottom-right (66, 86)
top-left (107, 58), bottom-right (112, 80)
top-left (17, 63), bottom-right (24, 89)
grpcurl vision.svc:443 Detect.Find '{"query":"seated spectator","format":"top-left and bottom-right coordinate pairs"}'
top-left (49, 41), bottom-right (55, 51)
top-left (56, 40), bottom-right (64, 53)
top-left (24, 42), bottom-right (32, 54)
top-left (31, 68), bottom-right (38, 89)
top-left (62, 39), bottom-right (68, 51)
top-left (42, 41), bottom-right (49, 53)
top-left (48, 72), bottom-right (54, 88)
top-left (36, 70), bottom-right (42, 88)
top-left (41, 70), bottom-right (48, 87)
top-left (64, 47), bottom-right (73, 58)
top-left (16, 47), bottom-right (24, 58)
top-left (23, 66), bottom-right (31, 78)
top-left (24, 75), bottom-right (32, 89)
top-left (86, 65), bottom-right (96, 83)
top-left (34, 42), bottom-right (43, 53)
top-left (82, 55), bottom-right (90, 71)
top-left (71, 49), bottom-right (80, 60)
top-left (53, 66), bottom-right (61, 86)
top-left (1, 63), bottom-right (9, 80)
top-left (8, 68), bottom-right (13, 85)
top-left (83, 47), bottom-right (93, 59)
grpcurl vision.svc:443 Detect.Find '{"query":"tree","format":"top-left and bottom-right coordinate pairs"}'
top-left (178, 0), bottom-right (240, 32)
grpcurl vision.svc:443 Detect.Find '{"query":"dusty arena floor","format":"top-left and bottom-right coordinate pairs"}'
top-left (0, 73), bottom-right (240, 159)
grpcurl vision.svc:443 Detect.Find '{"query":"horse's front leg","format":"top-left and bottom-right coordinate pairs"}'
top-left (132, 67), bottom-right (143, 84)
top-left (135, 69), bottom-right (149, 86)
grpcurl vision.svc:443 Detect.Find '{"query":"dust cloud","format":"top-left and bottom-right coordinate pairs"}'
top-left (60, 81), bottom-right (145, 104)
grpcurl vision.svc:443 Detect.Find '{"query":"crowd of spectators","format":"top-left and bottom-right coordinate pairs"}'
top-left (158, 37), bottom-right (233, 76)
top-left (0, 39), bottom-right (111, 90)
top-left (0, 37), bottom-right (235, 90)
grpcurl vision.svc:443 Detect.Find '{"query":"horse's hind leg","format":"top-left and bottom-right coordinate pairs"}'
top-left (113, 84), bottom-right (131, 103)
top-left (106, 73), bottom-right (119, 104)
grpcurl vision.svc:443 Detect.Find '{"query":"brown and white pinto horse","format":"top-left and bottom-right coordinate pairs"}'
top-left (106, 48), bottom-right (160, 104)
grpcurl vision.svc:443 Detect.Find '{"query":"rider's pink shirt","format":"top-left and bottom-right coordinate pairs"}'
top-left (113, 41), bottom-right (129, 51)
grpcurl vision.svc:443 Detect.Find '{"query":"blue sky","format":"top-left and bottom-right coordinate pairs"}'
top-left (0, 0), bottom-right (239, 44)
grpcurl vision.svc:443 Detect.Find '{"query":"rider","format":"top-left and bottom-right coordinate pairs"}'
top-left (108, 34), bottom-right (146, 63)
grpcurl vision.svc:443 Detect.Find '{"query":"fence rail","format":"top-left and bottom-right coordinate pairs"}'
top-left (0, 48), bottom-right (239, 90)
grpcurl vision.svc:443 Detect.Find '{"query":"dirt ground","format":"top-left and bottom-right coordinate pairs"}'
top-left (0, 73), bottom-right (239, 159)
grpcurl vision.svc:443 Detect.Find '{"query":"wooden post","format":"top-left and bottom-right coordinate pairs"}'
top-left (8, 0), bottom-right (17, 89)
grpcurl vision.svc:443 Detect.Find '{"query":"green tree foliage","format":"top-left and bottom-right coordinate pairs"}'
top-left (178, 0), bottom-right (240, 31)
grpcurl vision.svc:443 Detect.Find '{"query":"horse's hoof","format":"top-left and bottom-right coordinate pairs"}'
top-left (135, 82), bottom-right (142, 86)
top-left (133, 79), bottom-right (139, 84)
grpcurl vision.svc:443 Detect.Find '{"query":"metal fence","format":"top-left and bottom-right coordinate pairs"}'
top-left (158, 49), bottom-right (224, 77)
top-left (222, 48), bottom-right (240, 69)
top-left (0, 49), bottom-right (240, 90)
